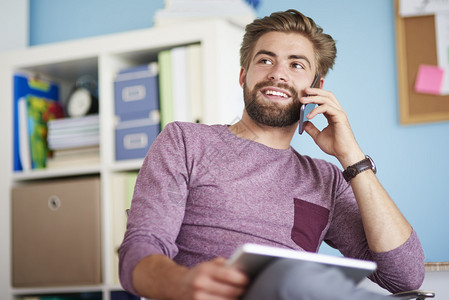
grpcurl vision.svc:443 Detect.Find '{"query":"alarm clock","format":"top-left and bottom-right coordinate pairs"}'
top-left (66, 76), bottom-right (99, 118)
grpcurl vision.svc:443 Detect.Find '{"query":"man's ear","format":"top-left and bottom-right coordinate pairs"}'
top-left (319, 77), bottom-right (325, 89)
top-left (239, 67), bottom-right (246, 87)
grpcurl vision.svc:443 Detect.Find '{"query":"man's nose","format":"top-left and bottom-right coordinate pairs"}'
top-left (268, 64), bottom-right (289, 82)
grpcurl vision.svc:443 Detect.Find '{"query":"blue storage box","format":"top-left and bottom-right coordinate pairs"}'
top-left (115, 118), bottom-right (160, 161)
top-left (114, 63), bottom-right (159, 118)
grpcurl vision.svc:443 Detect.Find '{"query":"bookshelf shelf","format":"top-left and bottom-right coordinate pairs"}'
top-left (12, 285), bottom-right (105, 296)
top-left (0, 19), bottom-right (244, 300)
top-left (109, 159), bottom-right (144, 172)
top-left (12, 165), bottom-right (102, 181)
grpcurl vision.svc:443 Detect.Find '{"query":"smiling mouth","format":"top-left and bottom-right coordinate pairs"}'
top-left (261, 88), bottom-right (291, 99)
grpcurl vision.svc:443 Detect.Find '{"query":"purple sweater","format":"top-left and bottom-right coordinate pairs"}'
top-left (119, 122), bottom-right (425, 295)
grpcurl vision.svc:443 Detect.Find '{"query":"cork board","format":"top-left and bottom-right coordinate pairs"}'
top-left (395, 0), bottom-right (449, 124)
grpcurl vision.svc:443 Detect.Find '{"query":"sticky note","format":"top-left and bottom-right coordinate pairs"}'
top-left (414, 64), bottom-right (444, 95)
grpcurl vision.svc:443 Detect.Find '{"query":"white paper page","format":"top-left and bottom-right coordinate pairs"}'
top-left (436, 12), bottom-right (449, 94)
top-left (400, 0), bottom-right (449, 17)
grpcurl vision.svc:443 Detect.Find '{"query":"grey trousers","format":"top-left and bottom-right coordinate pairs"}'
top-left (242, 259), bottom-right (391, 300)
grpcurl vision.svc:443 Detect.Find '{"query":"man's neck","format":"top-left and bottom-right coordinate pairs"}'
top-left (228, 114), bottom-right (297, 150)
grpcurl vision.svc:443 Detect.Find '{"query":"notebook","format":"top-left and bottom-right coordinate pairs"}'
top-left (227, 243), bottom-right (377, 283)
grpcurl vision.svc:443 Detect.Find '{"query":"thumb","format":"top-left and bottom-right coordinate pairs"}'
top-left (211, 257), bottom-right (228, 266)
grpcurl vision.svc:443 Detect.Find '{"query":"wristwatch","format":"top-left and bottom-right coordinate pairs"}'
top-left (342, 155), bottom-right (376, 182)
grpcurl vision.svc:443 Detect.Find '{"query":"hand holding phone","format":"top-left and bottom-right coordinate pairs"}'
top-left (298, 73), bottom-right (320, 135)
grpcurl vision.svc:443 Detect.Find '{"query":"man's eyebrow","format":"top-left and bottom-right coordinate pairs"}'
top-left (253, 50), bottom-right (276, 60)
top-left (253, 50), bottom-right (312, 68)
top-left (288, 55), bottom-right (311, 68)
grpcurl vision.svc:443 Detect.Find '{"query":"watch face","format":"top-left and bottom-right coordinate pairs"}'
top-left (67, 88), bottom-right (91, 117)
top-left (367, 155), bottom-right (377, 174)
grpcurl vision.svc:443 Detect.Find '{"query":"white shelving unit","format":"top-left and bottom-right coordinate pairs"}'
top-left (0, 19), bottom-right (244, 300)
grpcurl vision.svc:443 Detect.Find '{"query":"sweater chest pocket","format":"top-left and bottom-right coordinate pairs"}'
top-left (291, 198), bottom-right (330, 252)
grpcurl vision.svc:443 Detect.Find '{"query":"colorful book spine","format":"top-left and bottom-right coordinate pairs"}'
top-left (186, 43), bottom-right (203, 123)
top-left (13, 73), bottom-right (61, 171)
top-left (18, 97), bottom-right (31, 171)
top-left (171, 46), bottom-right (190, 122)
top-left (111, 172), bottom-right (138, 284)
top-left (26, 96), bottom-right (64, 169)
top-left (158, 49), bottom-right (174, 128)
top-left (158, 44), bottom-right (204, 127)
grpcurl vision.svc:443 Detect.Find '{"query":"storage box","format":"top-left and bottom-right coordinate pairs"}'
top-left (114, 63), bottom-right (159, 119)
top-left (12, 177), bottom-right (101, 287)
top-left (115, 118), bottom-right (160, 160)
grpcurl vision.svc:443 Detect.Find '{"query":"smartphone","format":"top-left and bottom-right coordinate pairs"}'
top-left (298, 73), bottom-right (320, 135)
top-left (298, 103), bottom-right (317, 134)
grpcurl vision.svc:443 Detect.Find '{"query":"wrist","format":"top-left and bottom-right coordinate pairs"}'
top-left (133, 254), bottom-right (188, 300)
top-left (338, 150), bottom-right (365, 170)
top-left (342, 155), bottom-right (377, 182)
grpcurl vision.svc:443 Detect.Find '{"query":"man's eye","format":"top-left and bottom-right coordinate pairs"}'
top-left (260, 59), bottom-right (273, 65)
top-left (292, 63), bottom-right (304, 69)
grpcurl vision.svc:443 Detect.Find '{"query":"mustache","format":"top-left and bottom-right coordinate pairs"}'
top-left (253, 80), bottom-right (299, 99)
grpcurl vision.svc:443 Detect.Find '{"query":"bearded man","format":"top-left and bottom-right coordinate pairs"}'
top-left (119, 9), bottom-right (425, 300)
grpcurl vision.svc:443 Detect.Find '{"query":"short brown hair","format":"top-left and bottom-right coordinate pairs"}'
top-left (240, 9), bottom-right (337, 77)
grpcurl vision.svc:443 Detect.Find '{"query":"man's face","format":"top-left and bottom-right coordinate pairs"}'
top-left (240, 31), bottom-right (319, 127)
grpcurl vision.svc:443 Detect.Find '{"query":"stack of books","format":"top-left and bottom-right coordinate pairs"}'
top-left (46, 115), bottom-right (100, 168)
top-left (158, 43), bottom-right (204, 127)
top-left (110, 172), bottom-right (138, 284)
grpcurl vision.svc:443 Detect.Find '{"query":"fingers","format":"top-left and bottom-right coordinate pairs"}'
top-left (302, 87), bottom-right (338, 104)
top-left (303, 121), bottom-right (320, 140)
top-left (211, 258), bottom-right (249, 286)
top-left (300, 88), bottom-right (346, 122)
top-left (193, 273), bottom-right (247, 299)
top-left (184, 258), bottom-right (249, 300)
top-left (209, 258), bottom-right (249, 292)
top-left (301, 87), bottom-right (340, 109)
top-left (300, 88), bottom-right (361, 161)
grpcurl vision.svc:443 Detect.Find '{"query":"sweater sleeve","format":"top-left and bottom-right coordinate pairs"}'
top-left (368, 229), bottom-right (425, 293)
top-left (324, 179), bottom-right (425, 294)
top-left (118, 122), bottom-right (190, 295)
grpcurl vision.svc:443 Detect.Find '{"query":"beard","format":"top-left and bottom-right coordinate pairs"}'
top-left (243, 80), bottom-right (302, 127)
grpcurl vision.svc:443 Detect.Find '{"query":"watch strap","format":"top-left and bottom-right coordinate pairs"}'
top-left (342, 155), bottom-right (376, 182)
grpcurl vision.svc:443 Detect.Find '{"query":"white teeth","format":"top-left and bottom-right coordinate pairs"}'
top-left (265, 90), bottom-right (288, 98)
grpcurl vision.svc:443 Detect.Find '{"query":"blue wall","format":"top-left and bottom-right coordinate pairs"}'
top-left (29, 0), bottom-right (449, 262)
top-left (29, 0), bottom-right (165, 45)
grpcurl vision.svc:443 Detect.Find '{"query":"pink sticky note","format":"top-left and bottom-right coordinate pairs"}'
top-left (414, 64), bottom-right (444, 95)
